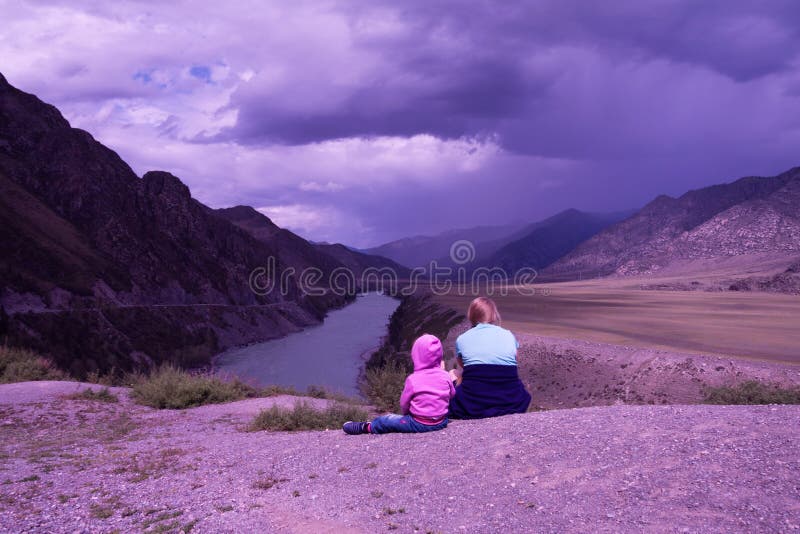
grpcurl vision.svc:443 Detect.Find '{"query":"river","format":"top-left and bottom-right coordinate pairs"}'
top-left (215, 293), bottom-right (399, 397)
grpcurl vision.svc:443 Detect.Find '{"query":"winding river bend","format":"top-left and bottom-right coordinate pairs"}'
top-left (215, 293), bottom-right (399, 397)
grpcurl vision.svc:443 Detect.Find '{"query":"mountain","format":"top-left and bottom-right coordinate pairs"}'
top-left (481, 209), bottom-right (629, 273)
top-left (214, 206), bottom-right (344, 279)
top-left (0, 72), bottom-right (353, 376)
top-left (215, 206), bottom-right (410, 281)
top-left (547, 167), bottom-right (800, 279)
top-left (314, 243), bottom-right (410, 279)
top-left (365, 221), bottom-right (527, 268)
top-left (365, 210), bottom-right (628, 275)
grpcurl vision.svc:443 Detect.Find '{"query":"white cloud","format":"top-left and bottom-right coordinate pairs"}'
top-left (256, 204), bottom-right (368, 244)
top-left (299, 181), bottom-right (346, 192)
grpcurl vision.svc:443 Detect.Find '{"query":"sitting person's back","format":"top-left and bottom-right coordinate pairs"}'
top-left (456, 322), bottom-right (518, 367)
top-left (449, 297), bottom-right (531, 419)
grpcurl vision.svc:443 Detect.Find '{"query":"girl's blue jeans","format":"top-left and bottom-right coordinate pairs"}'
top-left (369, 414), bottom-right (448, 434)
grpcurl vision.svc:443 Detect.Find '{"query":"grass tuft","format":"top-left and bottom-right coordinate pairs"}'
top-left (130, 365), bottom-right (259, 409)
top-left (90, 503), bottom-right (114, 519)
top-left (66, 387), bottom-right (119, 403)
top-left (0, 347), bottom-right (66, 384)
top-left (249, 401), bottom-right (369, 432)
top-left (261, 384), bottom-right (301, 397)
top-left (252, 477), bottom-right (288, 490)
top-left (704, 380), bottom-right (800, 405)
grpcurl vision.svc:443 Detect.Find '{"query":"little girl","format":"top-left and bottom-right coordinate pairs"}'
top-left (343, 334), bottom-right (455, 435)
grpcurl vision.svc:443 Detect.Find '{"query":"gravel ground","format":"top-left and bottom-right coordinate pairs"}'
top-left (1, 381), bottom-right (799, 533)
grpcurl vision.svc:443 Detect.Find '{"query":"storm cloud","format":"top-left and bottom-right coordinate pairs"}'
top-left (2, 0), bottom-right (799, 246)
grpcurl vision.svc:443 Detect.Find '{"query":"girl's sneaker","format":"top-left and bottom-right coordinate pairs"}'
top-left (342, 421), bottom-right (370, 435)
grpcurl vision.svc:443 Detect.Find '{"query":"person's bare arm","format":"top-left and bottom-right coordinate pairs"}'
top-left (449, 356), bottom-right (464, 385)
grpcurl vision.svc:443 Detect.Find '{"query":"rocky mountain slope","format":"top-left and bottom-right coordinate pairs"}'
top-left (217, 206), bottom-right (409, 281)
top-left (1, 381), bottom-right (798, 533)
top-left (0, 73), bottom-right (397, 376)
top-left (314, 243), bottom-right (410, 280)
top-left (547, 167), bottom-right (800, 279)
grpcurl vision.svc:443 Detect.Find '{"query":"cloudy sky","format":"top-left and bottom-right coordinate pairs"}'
top-left (2, 1), bottom-right (799, 247)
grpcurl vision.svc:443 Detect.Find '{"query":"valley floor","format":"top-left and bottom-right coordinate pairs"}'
top-left (1, 382), bottom-right (799, 533)
top-left (435, 276), bottom-right (800, 364)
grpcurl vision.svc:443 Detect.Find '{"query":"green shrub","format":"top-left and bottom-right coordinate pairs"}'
top-left (362, 360), bottom-right (408, 413)
top-left (85, 370), bottom-right (118, 386)
top-left (250, 401), bottom-right (369, 432)
top-left (704, 380), bottom-right (800, 405)
top-left (261, 384), bottom-right (301, 397)
top-left (306, 384), bottom-right (330, 398)
top-left (131, 365), bottom-right (259, 409)
top-left (66, 387), bottom-right (119, 403)
top-left (0, 346), bottom-right (66, 384)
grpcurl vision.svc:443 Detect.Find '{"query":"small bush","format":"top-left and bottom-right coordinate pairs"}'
top-left (0, 347), bottom-right (66, 384)
top-left (362, 361), bottom-right (408, 413)
top-left (67, 388), bottom-right (119, 403)
top-left (250, 401), bottom-right (369, 432)
top-left (305, 385), bottom-right (329, 398)
top-left (131, 366), bottom-right (259, 409)
top-left (261, 384), bottom-right (301, 397)
top-left (704, 380), bottom-right (800, 405)
top-left (85, 370), bottom-right (118, 386)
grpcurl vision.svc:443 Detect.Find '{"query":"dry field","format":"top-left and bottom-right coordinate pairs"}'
top-left (435, 277), bottom-right (800, 364)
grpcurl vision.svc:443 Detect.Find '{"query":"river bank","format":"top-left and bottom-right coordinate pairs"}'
top-left (2, 291), bottom-right (355, 380)
top-left (214, 293), bottom-right (398, 397)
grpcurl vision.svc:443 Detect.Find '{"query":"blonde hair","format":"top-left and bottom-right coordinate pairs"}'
top-left (467, 297), bottom-right (501, 327)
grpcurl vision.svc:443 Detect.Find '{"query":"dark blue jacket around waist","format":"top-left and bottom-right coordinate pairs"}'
top-left (448, 363), bottom-right (531, 419)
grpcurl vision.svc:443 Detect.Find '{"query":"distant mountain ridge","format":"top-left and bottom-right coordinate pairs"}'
top-left (483, 209), bottom-right (631, 273)
top-left (547, 167), bottom-right (800, 278)
top-left (365, 221), bottom-right (527, 268)
top-left (366, 210), bottom-right (628, 273)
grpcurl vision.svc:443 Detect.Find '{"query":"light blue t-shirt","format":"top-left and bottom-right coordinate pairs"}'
top-left (455, 323), bottom-right (519, 366)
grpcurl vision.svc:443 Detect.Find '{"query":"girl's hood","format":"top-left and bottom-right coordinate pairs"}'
top-left (411, 334), bottom-right (443, 371)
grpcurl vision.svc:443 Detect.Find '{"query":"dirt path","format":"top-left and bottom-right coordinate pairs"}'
top-left (1, 382), bottom-right (798, 533)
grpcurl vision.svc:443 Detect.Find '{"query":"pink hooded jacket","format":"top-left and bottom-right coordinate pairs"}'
top-left (399, 334), bottom-right (456, 424)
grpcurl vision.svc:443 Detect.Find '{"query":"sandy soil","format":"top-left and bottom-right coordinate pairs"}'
top-left (1, 381), bottom-right (799, 533)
